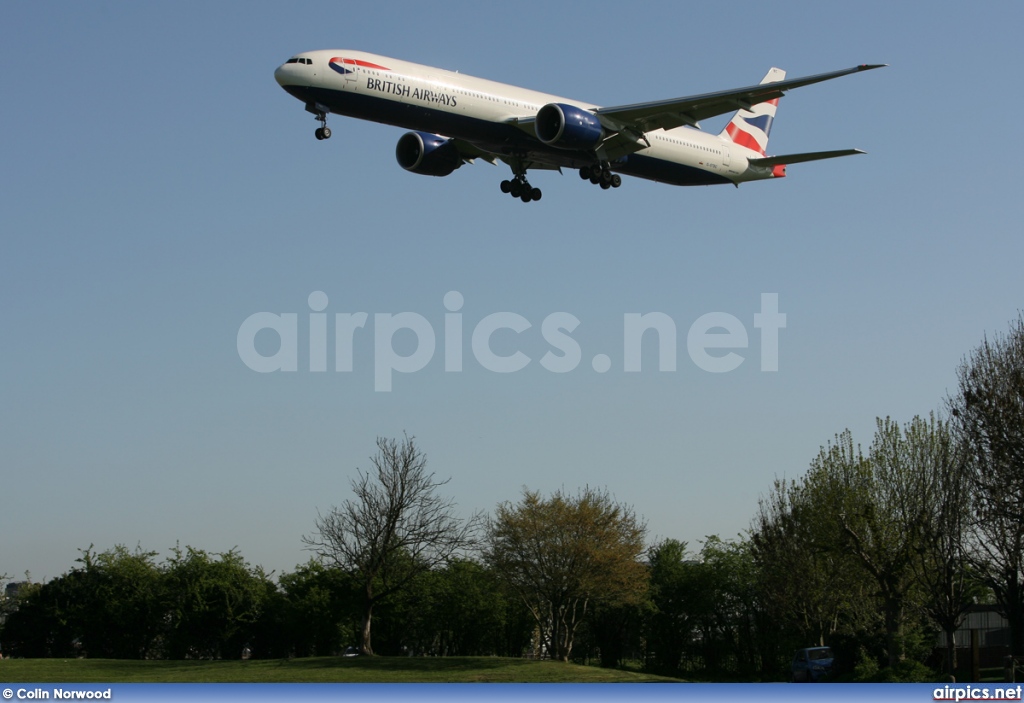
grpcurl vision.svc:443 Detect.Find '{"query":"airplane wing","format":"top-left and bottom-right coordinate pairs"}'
top-left (450, 137), bottom-right (561, 172)
top-left (505, 64), bottom-right (884, 162)
top-left (450, 138), bottom-right (499, 164)
top-left (748, 149), bottom-right (866, 167)
top-left (595, 64), bottom-right (886, 134)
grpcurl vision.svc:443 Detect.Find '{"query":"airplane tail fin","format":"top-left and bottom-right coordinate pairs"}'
top-left (719, 67), bottom-right (785, 155)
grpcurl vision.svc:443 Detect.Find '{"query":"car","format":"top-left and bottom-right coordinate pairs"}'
top-left (792, 646), bottom-right (834, 682)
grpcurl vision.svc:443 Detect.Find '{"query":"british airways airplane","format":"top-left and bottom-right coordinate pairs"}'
top-left (274, 51), bottom-right (883, 202)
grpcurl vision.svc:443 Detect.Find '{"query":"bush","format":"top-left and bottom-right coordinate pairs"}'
top-left (854, 657), bottom-right (937, 682)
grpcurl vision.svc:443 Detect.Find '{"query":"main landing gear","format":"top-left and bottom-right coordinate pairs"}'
top-left (313, 110), bottom-right (331, 140)
top-left (580, 164), bottom-right (621, 189)
top-left (500, 175), bottom-right (542, 203)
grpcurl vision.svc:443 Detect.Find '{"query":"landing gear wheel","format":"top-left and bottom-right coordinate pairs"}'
top-left (313, 108), bottom-right (330, 141)
top-left (581, 161), bottom-right (622, 192)
top-left (502, 165), bottom-right (540, 202)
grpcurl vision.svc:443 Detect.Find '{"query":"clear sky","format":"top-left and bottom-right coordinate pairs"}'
top-left (3, 0), bottom-right (1022, 582)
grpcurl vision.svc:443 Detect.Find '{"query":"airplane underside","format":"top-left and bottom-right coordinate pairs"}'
top-left (282, 84), bottom-right (733, 199)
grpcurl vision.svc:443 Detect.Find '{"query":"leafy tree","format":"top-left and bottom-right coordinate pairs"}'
top-left (162, 546), bottom-right (272, 659)
top-left (2, 546), bottom-right (286, 661)
top-left (74, 545), bottom-right (164, 658)
top-left (411, 559), bottom-right (525, 656)
top-left (751, 476), bottom-right (868, 658)
top-left (950, 314), bottom-right (1024, 655)
top-left (0, 579), bottom-right (69, 658)
top-left (645, 539), bottom-right (694, 675)
top-left (275, 560), bottom-right (357, 657)
top-left (808, 426), bottom-right (920, 667)
top-left (752, 417), bottom-right (967, 676)
top-left (1, 548), bottom-right (166, 659)
top-left (696, 537), bottom-right (765, 678)
top-left (485, 486), bottom-right (648, 662)
top-left (578, 596), bottom-right (647, 668)
top-left (303, 435), bottom-right (480, 655)
top-left (801, 420), bottom-right (956, 668)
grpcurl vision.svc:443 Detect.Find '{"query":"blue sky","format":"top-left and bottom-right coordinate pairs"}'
top-left (3, 1), bottom-right (1022, 582)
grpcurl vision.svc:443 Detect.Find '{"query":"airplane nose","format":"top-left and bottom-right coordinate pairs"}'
top-left (274, 64), bottom-right (288, 86)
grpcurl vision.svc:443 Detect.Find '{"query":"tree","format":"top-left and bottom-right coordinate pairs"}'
top-left (275, 560), bottom-right (357, 657)
top-left (162, 546), bottom-right (272, 659)
top-left (389, 558), bottom-right (530, 657)
top-left (74, 545), bottom-right (164, 659)
top-left (303, 435), bottom-right (480, 655)
top-left (695, 536), bottom-right (766, 678)
top-left (645, 539), bottom-right (693, 675)
top-left (806, 423), bottom-right (929, 671)
top-left (0, 578), bottom-right (71, 658)
top-left (0, 573), bottom-right (13, 635)
top-left (904, 415), bottom-right (979, 675)
top-left (751, 420), bottom-right (962, 674)
top-left (0, 548), bottom-right (166, 659)
top-left (802, 420), bottom-right (959, 668)
top-left (950, 314), bottom-right (1024, 656)
top-left (485, 486), bottom-right (648, 662)
top-left (752, 477), bottom-right (862, 647)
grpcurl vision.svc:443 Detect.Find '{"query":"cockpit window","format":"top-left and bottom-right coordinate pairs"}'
top-left (286, 58), bottom-right (299, 64)
top-left (285, 58), bottom-right (312, 65)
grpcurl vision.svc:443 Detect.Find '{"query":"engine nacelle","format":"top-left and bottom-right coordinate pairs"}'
top-left (535, 103), bottom-right (604, 150)
top-left (395, 131), bottom-right (462, 177)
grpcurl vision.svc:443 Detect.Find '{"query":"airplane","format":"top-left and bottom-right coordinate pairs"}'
top-left (274, 51), bottom-right (884, 203)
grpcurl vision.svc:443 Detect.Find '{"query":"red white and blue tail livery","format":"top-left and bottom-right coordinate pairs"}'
top-left (721, 68), bottom-right (785, 157)
top-left (275, 51), bottom-right (884, 202)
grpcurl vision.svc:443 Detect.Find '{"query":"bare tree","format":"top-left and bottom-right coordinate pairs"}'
top-left (905, 414), bottom-right (978, 675)
top-left (303, 435), bottom-right (480, 655)
top-left (950, 314), bottom-right (1024, 656)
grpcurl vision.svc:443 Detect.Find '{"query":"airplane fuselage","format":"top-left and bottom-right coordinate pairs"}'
top-left (276, 50), bottom-right (751, 186)
top-left (274, 50), bottom-right (881, 200)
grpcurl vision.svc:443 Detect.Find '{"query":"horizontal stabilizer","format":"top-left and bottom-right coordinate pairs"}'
top-left (748, 149), bottom-right (865, 167)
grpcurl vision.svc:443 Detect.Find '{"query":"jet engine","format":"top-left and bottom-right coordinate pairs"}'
top-left (535, 103), bottom-right (604, 150)
top-left (395, 131), bottom-right (462, 177)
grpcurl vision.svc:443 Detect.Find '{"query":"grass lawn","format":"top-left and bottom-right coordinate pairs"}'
top-left (0, 656), bottom-right (683, 683)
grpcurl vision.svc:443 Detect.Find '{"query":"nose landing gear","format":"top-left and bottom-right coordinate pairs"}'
top-left (314, 111), bottom-right (331, 140)
top-left (306, 103), bottom-right (332, 140)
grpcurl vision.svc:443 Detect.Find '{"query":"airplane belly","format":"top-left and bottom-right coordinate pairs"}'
top-left (615, 154), bottom-right (733, 187)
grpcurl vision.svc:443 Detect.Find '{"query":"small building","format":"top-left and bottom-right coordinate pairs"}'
top-left (936, 605), bottom-right (1011, 668)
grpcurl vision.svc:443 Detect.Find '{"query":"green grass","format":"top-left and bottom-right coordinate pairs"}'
top-left (0, 656), bottom-right (683, 683)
